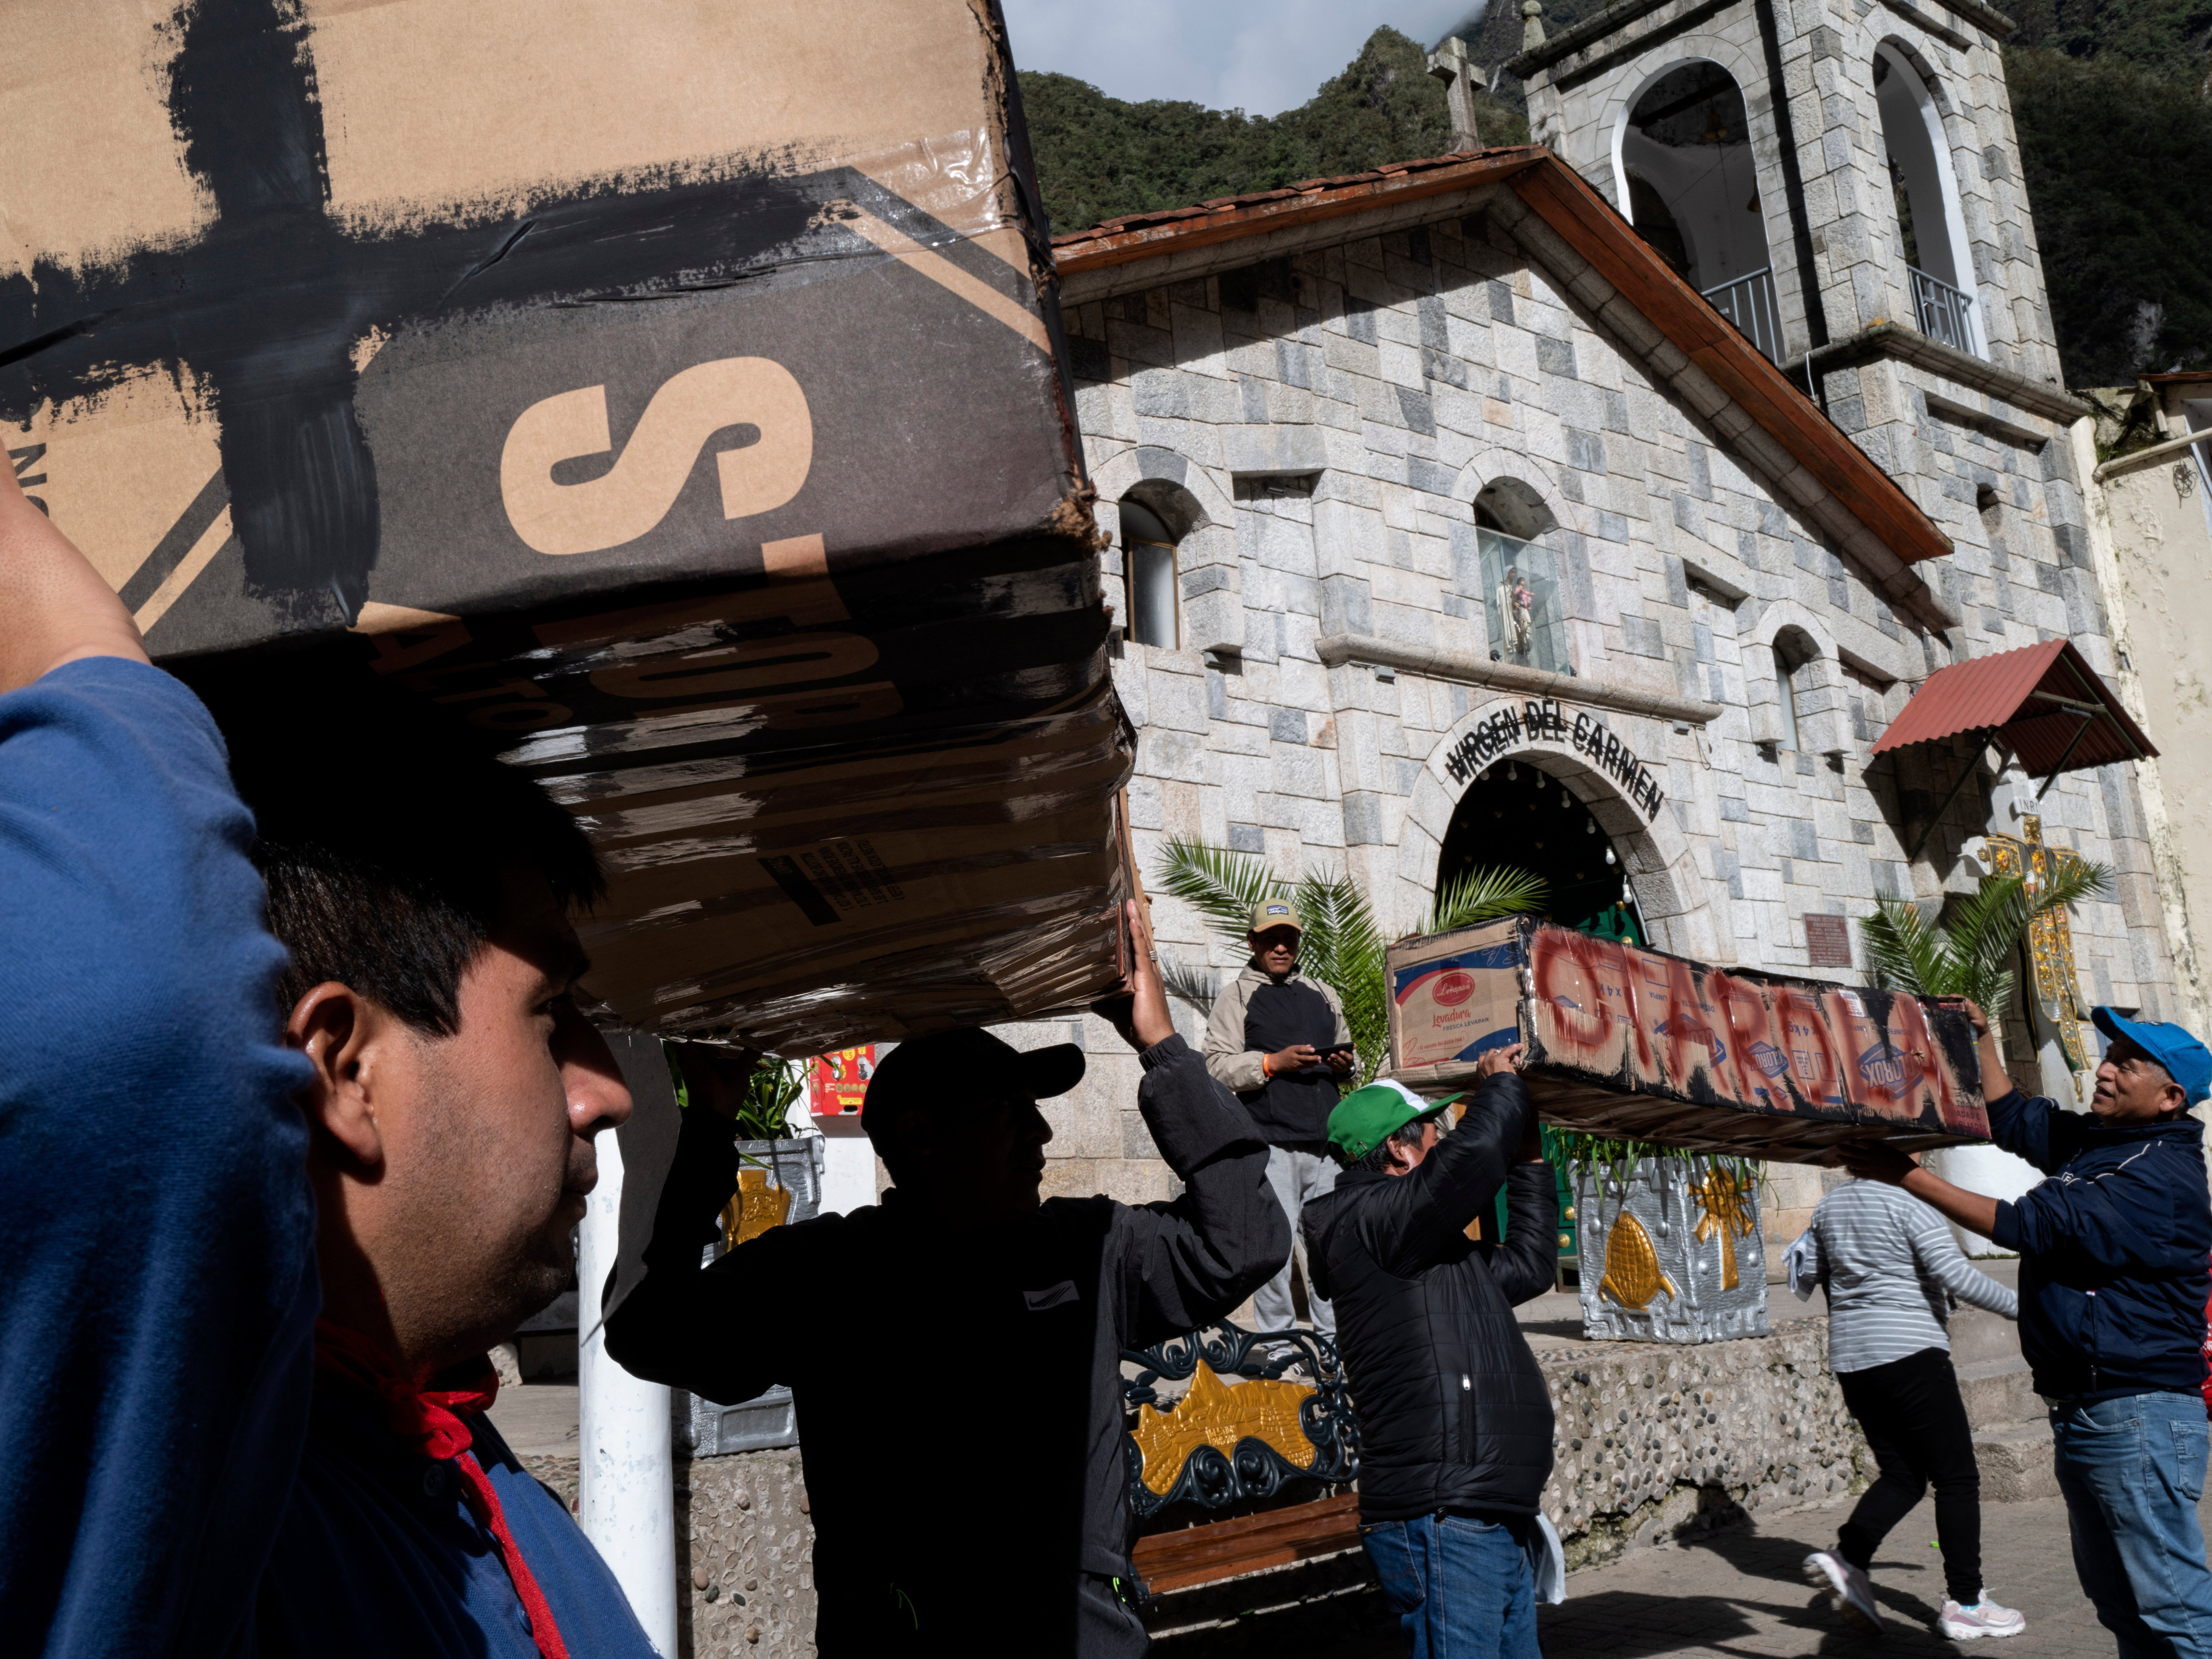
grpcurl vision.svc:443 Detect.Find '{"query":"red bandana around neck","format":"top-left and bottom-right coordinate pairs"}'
top-left (314, 1319), bottom-right (571, 1659)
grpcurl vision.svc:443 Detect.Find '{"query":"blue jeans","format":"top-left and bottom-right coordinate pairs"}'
top-left (2052, 1391), bottom-right (2212, 1658)
top-left (1361, 1513), bottom-right (1539, 1659)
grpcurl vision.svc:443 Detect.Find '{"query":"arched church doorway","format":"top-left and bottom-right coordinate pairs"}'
top-left (1617, 60), bottom-right (1782, 358)
top-left (1436, 756), bottom-right (1645, 943)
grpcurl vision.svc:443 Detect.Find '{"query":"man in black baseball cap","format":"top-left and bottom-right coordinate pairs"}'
top-left (608, 900), bottom-right (1288, 1656)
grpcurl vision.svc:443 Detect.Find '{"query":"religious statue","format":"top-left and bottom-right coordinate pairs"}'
top-left (1497, 565), bottom-right (1536, 658)
top-left (1982, 813), bottom-right (2094, 1094)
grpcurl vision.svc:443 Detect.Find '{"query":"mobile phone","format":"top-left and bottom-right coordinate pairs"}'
top-left (1319, 1042), bottom-right (1357, 1058)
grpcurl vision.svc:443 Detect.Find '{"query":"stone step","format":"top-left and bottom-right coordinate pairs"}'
top-left (1947, 1303), bottom-right (2025, 1368)
top-left (1957, 1358), bottom-right (2040, 1429)
top-left (1974, 1418), bottom-right (2058, 1503)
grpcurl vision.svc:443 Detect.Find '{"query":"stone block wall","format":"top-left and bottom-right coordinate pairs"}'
top-left (1537, 1317), bottom-right (1866, 1568)
top-left (1054, 184), bottom-right (2179, 1192)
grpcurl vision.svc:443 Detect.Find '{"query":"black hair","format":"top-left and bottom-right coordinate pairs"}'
top-left (1350, 1106), bottom-right (1446, 1173)
top-left (182, 654), bottom-right (604, 1036)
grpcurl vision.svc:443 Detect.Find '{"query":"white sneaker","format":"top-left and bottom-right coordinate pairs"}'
top-left (1940, 1593), bottom-right (2026, 1641)
top-left (1803, 1549), bottom-right (1885, 1633)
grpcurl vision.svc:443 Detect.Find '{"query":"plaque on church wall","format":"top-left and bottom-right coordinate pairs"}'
top-left (4, 1), bottom-right (1130, 1052)
top-left (1386, 918), bottom-right (1990, 1164)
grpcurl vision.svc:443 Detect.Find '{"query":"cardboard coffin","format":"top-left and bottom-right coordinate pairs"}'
top-left (1386, 918), bottom-right (1989, 1163)
top-left (2, 1), bottom-right (1131, 1049)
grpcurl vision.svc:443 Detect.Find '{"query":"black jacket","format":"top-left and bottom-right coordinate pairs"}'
top-left (1986, 1089), bottom-right (2212, 1400)
top-left (1302, 1074), bottom-right (1557, 1522)
top-left (604, 1034), bottom-right (1286, 1657)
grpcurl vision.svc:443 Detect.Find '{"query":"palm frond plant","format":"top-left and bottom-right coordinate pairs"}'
top-left (1425, 865), bottom-right (1552, 934)
top-left (669, 1048), bottom-right (808, 1146)
top-left (1858, 864), bottom-right (2112, 1033)
top-left (1153, 838), bottom-right (1547, 1087)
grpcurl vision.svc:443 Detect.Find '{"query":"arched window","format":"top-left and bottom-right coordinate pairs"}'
top-left (1119, 498), bottom-right (1179, 648)
top-left (1472, 479), bottom-right (1569, 675)
top-left (1874, 46), bottom-right (1980, 356)
top-left (1773, 627), bottom-right (1816, 751)
top-left (1615, 60), bottom-right (1782, 359)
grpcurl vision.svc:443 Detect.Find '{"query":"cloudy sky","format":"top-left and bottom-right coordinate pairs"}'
top-left (999, 2), bottom-right (1492, 118)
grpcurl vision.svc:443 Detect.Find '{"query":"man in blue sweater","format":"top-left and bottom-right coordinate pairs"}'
top-left (1847, 999), bottom-right (2212, 1658)
top-left (0, 465), bottom-right (656, 1656)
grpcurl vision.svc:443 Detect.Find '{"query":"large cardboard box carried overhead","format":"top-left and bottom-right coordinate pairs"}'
top-left (1387, 918), bottom-right (1989, 1163)
top-left (0, 0), bottom-right (1129, 1053)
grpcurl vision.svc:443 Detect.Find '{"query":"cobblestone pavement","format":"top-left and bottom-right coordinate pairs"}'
top-left (1169, 1493), bottom-right (2212, 1657)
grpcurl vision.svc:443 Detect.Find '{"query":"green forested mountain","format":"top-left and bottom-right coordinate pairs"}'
top-left (1017, 28), bottom-right (1525, 238)
top-left (1021, 13), bottom-right (2210, 385)
top-left (2002, 0), bottom-right (2212, 382)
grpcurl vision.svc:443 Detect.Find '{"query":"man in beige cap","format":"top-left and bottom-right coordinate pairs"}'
top-left (1205, 898), bottom-right (1355, 1336)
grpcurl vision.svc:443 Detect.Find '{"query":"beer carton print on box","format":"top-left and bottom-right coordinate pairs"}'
top-left (1386, 917), bottom-right (1989, 1165)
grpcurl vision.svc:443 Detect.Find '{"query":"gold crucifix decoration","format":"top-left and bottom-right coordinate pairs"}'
top-left (1983, 814), bottom-right (2093, 1091)
top-left (1689, 1164), bottom-right (1757, 1291)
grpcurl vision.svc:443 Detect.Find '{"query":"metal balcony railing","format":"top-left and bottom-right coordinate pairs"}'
top-left (1700, 266), bottom-right (1785, 364)
top-left (1908, 264), bottom-right (1979, 355)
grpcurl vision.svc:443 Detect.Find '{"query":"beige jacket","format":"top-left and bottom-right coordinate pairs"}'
top-left (1202, 962), bottom-right (1352, 1093)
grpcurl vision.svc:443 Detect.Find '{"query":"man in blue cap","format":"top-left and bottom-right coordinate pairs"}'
top-left (1845, 1002), bottom-right (2212, 1657)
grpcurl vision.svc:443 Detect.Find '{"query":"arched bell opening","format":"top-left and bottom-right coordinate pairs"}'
top-left (1873, 43), bottom-right (1981, 356)
top-left (1435, 755), bottom-right (1646, 944)
top-left (1616, 59), bottom-right (1782, 358)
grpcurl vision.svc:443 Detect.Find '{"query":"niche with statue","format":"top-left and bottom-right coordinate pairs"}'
top-left (1566, 1145), bottom-right (1769, 1343)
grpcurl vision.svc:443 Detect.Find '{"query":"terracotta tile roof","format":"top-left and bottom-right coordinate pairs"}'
top-left (1051, 152), bottom-right (1502, 247)
top-left (1050, 147), bottom-right (1956, 579)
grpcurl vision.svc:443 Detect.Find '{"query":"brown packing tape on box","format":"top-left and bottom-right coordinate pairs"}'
top-left (1385, 917), bottom-right (1989, 1165)
top-left (7, 2), bottom-right (1135, 1051)
top-left (329, 535), bottom-right (1136, 1054)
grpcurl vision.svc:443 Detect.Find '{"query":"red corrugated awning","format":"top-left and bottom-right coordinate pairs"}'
top-left (1871, 639), bottom-right (2156, 775)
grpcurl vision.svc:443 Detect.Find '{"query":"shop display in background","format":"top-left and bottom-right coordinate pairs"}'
top-left (808, 1047), bottom-right (876, 1118)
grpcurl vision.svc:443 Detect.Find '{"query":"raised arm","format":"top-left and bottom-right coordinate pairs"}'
top-left (0, 462), bottom-right (146, 689)
top-left (1115, 1036), bottom-right (1289, 1343)
top-left (1488, 1154), bottom-right (1561, 1307)
top-left (602, 1054), bottom-right (789, 1406)
top-left (1906, 1201), bottom-right (2019, 1320)
top-left (0, 466), bottom-right (317, 1652)
top-left (1102, 902), bottom-right (1287, 1341)
top-left (1357, 1064), bottom-right (1534, 1278)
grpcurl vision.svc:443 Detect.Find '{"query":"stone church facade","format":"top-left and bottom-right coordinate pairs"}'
top-left (990, 22), bottom-right (2178, 1243)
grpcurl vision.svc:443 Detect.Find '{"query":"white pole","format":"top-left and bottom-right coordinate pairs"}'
top-left (577, 1127), bottom-right (677, 1655)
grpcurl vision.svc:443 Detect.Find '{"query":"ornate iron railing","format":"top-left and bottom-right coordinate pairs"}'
top-left (1908, 264), bottom-right (1978, 355)
top-left (1121, 1321), bottom-right (1358, 1519)
top-left (1700, 266), bottom-right (1785, 364)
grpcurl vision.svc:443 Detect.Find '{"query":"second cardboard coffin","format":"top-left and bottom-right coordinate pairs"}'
top-left (1386, 918), bottom-right (1989, 1163)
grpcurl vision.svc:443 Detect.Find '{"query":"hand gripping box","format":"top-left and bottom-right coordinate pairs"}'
top-left (1386, 918), bottom-right (1989, 1164)
top-left (2, 1), bottom-right (1131, 1052)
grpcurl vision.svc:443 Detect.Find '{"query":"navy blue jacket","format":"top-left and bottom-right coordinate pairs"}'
top-left (0, 659), bottom-right (653, 1659)
top-left (1987, 1088), bottom-right (2212, 1400)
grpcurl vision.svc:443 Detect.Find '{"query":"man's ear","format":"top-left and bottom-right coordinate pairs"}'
top-left (288, 981), bottom-right (399, 1171)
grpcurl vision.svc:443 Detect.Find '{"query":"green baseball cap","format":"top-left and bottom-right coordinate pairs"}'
top-left (1249, 898), bottom-right (1303, 934)
top-left (1327, 1079), bottom-right (1465, 1163)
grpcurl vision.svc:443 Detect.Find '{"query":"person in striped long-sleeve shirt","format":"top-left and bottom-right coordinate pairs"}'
top-left (1799, 1177), bottom-right (2024, 1641)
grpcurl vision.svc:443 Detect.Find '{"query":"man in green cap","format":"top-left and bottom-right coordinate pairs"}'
top-left (1304, 1047), bottom-right (1557, 1658)
top-left (1204, 897), bottom-right (1355, 1336)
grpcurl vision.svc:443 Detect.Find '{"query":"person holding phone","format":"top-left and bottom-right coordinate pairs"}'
top-left (1203, 899), bottom-right (1355, 1338)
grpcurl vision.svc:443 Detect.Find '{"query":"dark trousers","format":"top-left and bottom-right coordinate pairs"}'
top-left (1836, 1345), bottom-right (1983, 1603)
